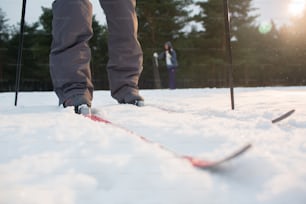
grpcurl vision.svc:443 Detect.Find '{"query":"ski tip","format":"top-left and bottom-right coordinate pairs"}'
top-left (185, 143), bottom-right (252, 170)
top-left (183, 156), bottom-right (215, 168)
top-left (272, 109), bottom-right (295, 124)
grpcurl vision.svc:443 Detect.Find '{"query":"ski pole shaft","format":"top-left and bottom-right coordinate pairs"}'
top-left (14, 0), bottom-right (27, 106)
top-left (223, 0), bottom-right (235, 110)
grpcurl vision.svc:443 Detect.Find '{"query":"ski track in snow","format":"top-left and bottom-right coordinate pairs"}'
top-left (0, 87), bottom-right (306, 204)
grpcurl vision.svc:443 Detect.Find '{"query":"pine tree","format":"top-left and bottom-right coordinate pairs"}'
top-left (137, 0), bottom-right (192, 46)
top-left (136, 0), bottom-right (193, 88)
top-left (89, 15), bottom-right (109, 90)
top-left (0, 8), bottom-right (9, 81)
top-left (278, 13), bottom-right (306, 85)
top-left (193, 0), bottom-right (259, 86)
top-left (193, 0), bottom-right (231, 87)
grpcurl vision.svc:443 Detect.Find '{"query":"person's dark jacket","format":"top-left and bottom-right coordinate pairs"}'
top-left (158, 41), bottom-right (178, 69)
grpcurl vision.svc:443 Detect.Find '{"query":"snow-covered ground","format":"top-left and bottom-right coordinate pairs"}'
top-left (0, 87), bottom-right (306, 204)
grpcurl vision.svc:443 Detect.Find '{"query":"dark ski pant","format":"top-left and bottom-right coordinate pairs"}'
top-left (50, 0), bottom-right (143, 105)
top-left (168, 68), bottom-right (176, 89)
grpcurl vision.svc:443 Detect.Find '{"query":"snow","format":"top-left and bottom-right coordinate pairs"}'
top-left (0, 87), bottom-right (306, 204)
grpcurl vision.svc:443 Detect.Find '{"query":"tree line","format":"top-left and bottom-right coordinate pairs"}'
top-left (0, 0), bottom-right (306, 92)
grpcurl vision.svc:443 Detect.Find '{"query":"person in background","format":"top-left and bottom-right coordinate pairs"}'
top-left (154, 41), bottom-right (178, 89)
top-left (49, 0), bottom-right (144, 115)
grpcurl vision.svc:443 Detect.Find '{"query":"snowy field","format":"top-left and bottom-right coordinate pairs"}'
top-left (0, 87), bottom-right (306, 204)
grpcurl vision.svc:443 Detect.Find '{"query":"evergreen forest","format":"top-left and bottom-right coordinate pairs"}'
top-left (0, 0), bottom-right (306, 91)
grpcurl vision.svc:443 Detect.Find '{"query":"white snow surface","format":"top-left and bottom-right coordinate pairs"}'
top-left (0, 87), bottom-right (306, 204)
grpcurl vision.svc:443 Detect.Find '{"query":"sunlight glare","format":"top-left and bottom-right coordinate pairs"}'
top-left (258, 21), bottom-right (272, 34)
top-left (288, 0), bottom-right (306, 17)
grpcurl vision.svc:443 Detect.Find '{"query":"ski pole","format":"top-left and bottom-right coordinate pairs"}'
top-left (14, 0), bottom-right (27, 106)
top-left (153, 52), bottom-right (161, 89)
top-left (223, 0), bottom-right (235, 110)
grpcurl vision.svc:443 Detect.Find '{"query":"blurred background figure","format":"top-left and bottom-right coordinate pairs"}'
top-left (154, 41), bottom-right (178, 89)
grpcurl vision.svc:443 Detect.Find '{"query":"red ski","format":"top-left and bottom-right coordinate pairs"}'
top-left (86, 114), bottom-right (251, 170)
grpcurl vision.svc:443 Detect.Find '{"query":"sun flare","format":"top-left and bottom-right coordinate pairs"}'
top-left (288, 0), bottom-right (306, 16)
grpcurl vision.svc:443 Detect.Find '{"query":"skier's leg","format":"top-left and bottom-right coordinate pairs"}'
top-left (172, 68), bottom-right (176, 89)
top-left (99, 0), bottom-right (144, 104)
top-left (50, 0), bottom-right (93, 106)
top-left (168, 68), bottom-right (176, 89)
